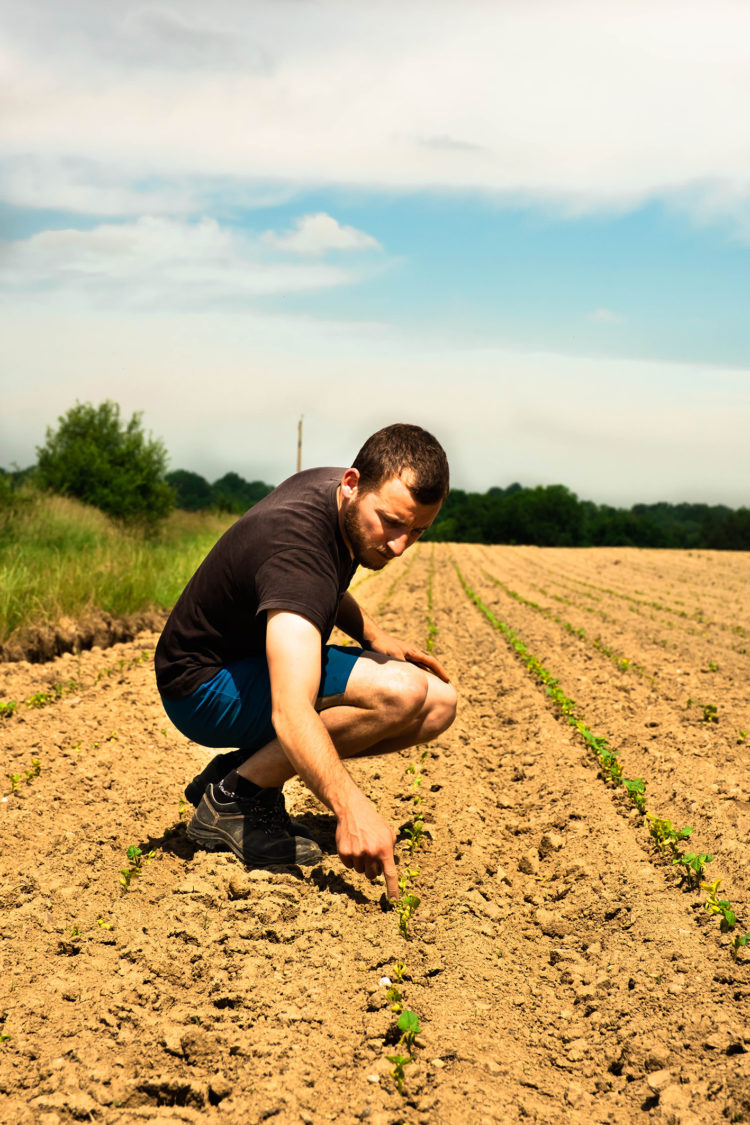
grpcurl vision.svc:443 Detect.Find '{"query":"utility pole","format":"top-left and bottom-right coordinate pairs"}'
top-left (297, 415), bottom-right (303, 473)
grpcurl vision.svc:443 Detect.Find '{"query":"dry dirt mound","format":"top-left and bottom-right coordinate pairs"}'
top-left (1, 544), bottom-right (748, 1124)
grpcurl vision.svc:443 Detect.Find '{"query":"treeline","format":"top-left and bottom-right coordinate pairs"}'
top-left (164, 470), bottom-right (273, 514)
top-left (3, 400), bottom-right (749, 548)
top-left (422, 482), bottom-right (750, 549)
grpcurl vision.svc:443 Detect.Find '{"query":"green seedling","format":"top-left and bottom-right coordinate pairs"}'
top-left (707, 661), bottom-right (718, 672)
top-left (386, 985), bottom-right (404, 1014)
top-left (397, 1009), bottom-right (421, 1051)
top-left (26, 692), bottom-right (52, 709)
top-left (0, 701), bottom-right (17, 718)
top-left (393, 961), bottom-right (406, 983)
top-left (8, 774), bottom-right (21, 793)
top-left (397, 867), bottom-right (420, 896)
top-left (647, 816), bottom-right (693, 860)
top-left (97, 918), bottom-right (113, 931)
top-left (738, 730), bottom-right (748, 744)
top-left (70, 925), bottom-right (81, 938)
top-left (733, 933), bottom-right (750, 960)
top-left (120, 844), bottom-right (155, 890)
top-left (675, 851), bottom-right (713, 887)
top-left (702, 879), bottom-right (736, 931)
top-left (24, 759), bottom-right (41, 783)
top-left (701, 704), bottom-right (718, 724)
top-left (0, 1034), bottom-right (10, 1043)
top-left (404, 820), bottom-right (425, 856)
top-left (393, 892), bottom-right (420, 940)
top-left (623, 777), bottom-right (647, 814)
top-left (387, 1052), bottom-right (411, 1095)
top-left (178, 799), bottom-right (187, 820)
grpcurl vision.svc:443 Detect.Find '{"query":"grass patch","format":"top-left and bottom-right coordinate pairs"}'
top-left (0, 489), bottom-right (233, 645)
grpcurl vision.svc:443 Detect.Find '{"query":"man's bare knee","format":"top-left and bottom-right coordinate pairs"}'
top-left (421, 677), bottom-right (457, 741)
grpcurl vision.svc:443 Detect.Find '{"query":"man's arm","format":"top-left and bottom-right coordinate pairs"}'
top-left (336, 590), bottom-right (451, 683)
top-left (266, 608), bottom-right (398, 899)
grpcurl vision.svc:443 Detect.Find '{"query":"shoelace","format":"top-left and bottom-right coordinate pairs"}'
top-left (236, 787), bottom-right (292, 836)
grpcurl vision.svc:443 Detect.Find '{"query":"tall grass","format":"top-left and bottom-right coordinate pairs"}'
top-left (0, 490), bottom-right (234, 645)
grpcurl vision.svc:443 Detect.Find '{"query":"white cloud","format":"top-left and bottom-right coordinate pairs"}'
top-left (0, 215), bottom-right (363, 307)
top-left (263, 213), bottom-right (381, 256)
top-left (4, 1), bottom-right (750, 226)
top-left (588, 308), bottom-right (624, 324)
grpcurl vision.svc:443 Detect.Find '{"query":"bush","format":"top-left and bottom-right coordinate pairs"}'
top-left (36, 400), bottom-right (174, 529)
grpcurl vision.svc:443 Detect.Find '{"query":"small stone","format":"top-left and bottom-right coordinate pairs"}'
top-left (209, 1076), bottom-right (232, 1102)
top-left (496, 866), bottom-right (512, 885)
top-left (565, 1082), bottom-right (586, 1106)
top-left (659, 1083), bottom-right (692, 1113)
top-left (518, 850), bottom-right (540, 876)
top-left (431, 1058), bottom-right (446, 1068)
top-left (539, 832), bottom-right (564, 857)
top-left (646, 1069), bottom-right (673, 1093)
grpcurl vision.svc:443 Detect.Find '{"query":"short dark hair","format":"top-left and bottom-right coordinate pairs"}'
top-left (352, 423), bottom-right (450, 505)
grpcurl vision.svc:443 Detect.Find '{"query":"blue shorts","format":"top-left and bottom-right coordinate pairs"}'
top-left (160, 643), bottom-right (363, 751)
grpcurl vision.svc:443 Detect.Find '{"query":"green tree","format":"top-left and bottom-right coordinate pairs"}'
top-left (165, 469), bottom-right (213, 511)
top-left (36, 400), bottom-right (174, 528)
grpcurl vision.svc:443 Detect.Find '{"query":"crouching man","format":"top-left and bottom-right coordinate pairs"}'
top-left (154, 423), bottom-right (457, 899)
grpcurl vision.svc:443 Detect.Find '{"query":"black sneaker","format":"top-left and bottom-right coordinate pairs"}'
top-left (184, 753), bottom-right (315, 839)
top-left (186, 783), bottom-right (322, 867)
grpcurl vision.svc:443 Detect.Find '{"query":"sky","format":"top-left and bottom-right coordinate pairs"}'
top-left (1, 0), bottom-right (750, 507)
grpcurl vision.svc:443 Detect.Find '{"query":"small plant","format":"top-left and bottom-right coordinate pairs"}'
top-left (676, 851), bottom-right (713, 887)
top-left (25, 759), bottom-right (41, 783)
top-left (707, 661), bottom-right (718, 672)
top-left (8, 774), bottom-right (21, 793)
top-left (623, 777), bottom-right (647, 814)
top-left (0, 1033), bottom-right (10, 1043)
top-left (701, 704), bottom-right (718, 724)
top-left (397, 1009), bottom-right (421, 1051)
top-left (738, 730), bottom-right (748, 745)
top-left (387, 1052), bottom-right (411, 1095)
top-left (26, 691), bottom-right (52, 709)
top-left (647, 816), bottom-right (693, 860)
top-left (404, 819), bottom-right (425, 856)
top-left (733, 933), bottom-right (750, 960)
top-left (393, 961), bottom-right (406, 983)
top-left (0, 701), bottom-right (17, 718)
top-left (120, 844), bottom-right (155, 890)
top-left (178, 799), bottom-right (187, 820)
top-left (386, 985), bottom-right (404, 1014)
top-left (393, 892), bottom-right (421, 940)
top-left (702, 880), bottom-right (736, 932)
top-left (97, 918), bottom-right (113, 931)
top-left (70, 924), bottom-right (81, 938)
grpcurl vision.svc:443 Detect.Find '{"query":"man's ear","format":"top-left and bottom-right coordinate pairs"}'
top-left (340, 467), bottom-right (360, 499)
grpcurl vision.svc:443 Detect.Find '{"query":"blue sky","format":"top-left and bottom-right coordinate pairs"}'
top-left (1, 0), bottom-right (750, 507)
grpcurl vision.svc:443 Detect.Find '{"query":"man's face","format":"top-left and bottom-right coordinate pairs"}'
top-left (341, 473), bottom-right (442, 570)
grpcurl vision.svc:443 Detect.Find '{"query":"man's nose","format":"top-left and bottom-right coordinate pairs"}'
top-left (387, 534), bottom-right (410, 557)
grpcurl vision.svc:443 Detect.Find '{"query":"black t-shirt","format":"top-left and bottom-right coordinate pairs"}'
top-left (154, 467), bottom-right (356, 700)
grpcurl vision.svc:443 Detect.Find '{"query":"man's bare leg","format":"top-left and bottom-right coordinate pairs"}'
top-left (236, 652), bottom-right (457, 789)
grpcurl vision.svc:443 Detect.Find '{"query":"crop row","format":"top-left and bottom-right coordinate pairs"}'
top-left (453, 562), bottom-right (750, 961)
top-left (512, 551), bottom-right (748, 651)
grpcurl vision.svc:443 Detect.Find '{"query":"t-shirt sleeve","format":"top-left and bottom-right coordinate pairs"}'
top-left (254, 549), bottom-right (339, 636)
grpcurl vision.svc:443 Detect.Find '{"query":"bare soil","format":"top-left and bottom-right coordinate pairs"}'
top-left (1, 544), bottom-right (749, 1125)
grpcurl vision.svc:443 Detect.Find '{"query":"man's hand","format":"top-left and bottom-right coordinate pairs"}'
top-left (335, 790), bottom-right (399, 900)
top-left (336, 592), bottom-right (450, 683)
top-left (368, 630), bottom-right (451, 684)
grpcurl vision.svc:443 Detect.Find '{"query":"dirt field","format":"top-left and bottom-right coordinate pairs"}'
top-left (1, 544), bottom-right (749, 1125)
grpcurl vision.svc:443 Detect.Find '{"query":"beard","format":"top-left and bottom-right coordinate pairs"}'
top-left (343, 502), bottom-right (393, 570)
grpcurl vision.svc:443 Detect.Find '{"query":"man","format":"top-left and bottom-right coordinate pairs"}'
top-left (155, 423), bottom-right (456, 900)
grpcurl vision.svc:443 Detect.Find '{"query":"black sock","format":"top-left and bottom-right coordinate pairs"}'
top-left (215, 769), bottom-right (263, 803)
